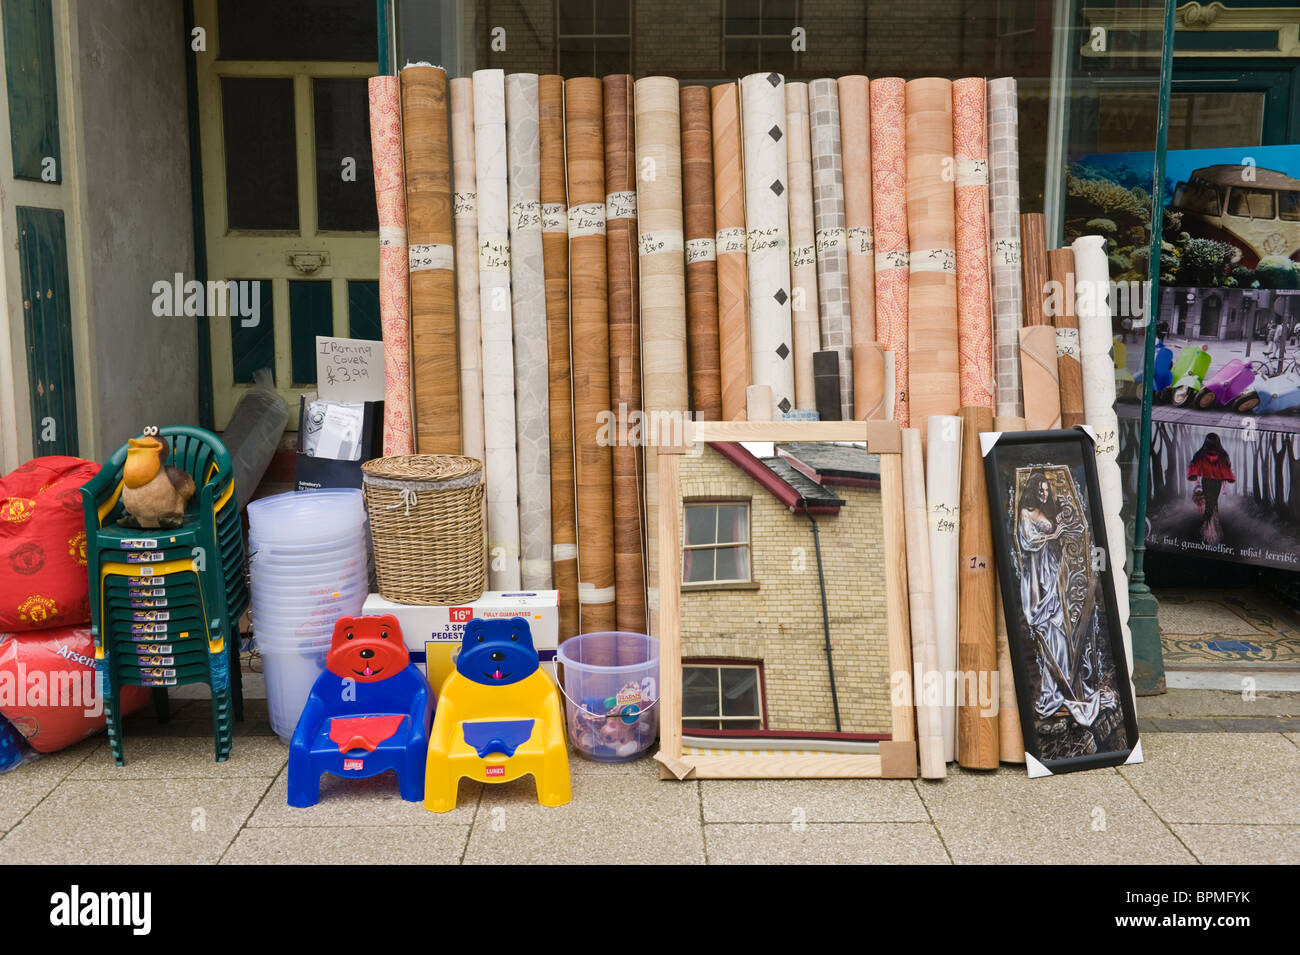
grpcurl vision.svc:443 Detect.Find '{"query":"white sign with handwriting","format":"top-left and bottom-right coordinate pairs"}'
top-left (316, 336), bottom-right (384, 402)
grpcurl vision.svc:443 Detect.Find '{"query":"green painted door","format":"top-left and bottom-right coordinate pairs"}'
top-left (16, 206), bottom-right (78, 456)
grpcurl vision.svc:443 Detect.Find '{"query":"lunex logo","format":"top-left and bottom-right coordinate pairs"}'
top-left (49, 885), bottom-right (151, 936)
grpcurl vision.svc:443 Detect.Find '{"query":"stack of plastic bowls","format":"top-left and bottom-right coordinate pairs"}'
top-left (247, 489), bottom-right (369, 742)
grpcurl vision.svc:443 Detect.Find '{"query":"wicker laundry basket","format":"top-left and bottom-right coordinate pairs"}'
top-left (361, 454), bottom-right (485, 605)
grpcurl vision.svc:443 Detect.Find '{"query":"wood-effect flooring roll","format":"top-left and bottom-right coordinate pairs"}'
top-left (809, 78), bottom-right (852, 419)
top-left (957, 404), bottom-right (998, 769)
top-left (565, 77), bottom-right (616, 634)
top-left (1048, 247), bottom-right (1085, 429)
top-left (903, 428), bottom-right (945, 779)
top-left (926, 414), bottom-right (962, 762)
top-left (603, 73), bottom-right (646, 636)
top-left (712, 83), bottom-right (750, 421)
top-left (635, 76), bottom-right (688, 638)
top-left (741, 72), bottom-right (796, 417)
top-left (401, 64), bottom-right (460, 455)
top-left (990, 414), bottom-right (1025, 762)
top-left (368, 76), bottom-right (414, 457)
top-left (1074, 233), bottom-right (1132, 675)
top-left (1020, 212), bottom-right (1049, 328)
top-left (838, 76), bottom-right (877, 404)
top-left (540, 74), bottom-right (578, 641)
top-left (905, 78), bottom-right (960, 442)
top-left (953, 78), bottom-right (994, 410)
top-left (1019, 324), bottom-right (1061, 431)
top-left (681, 85), bottom-right (722, 420)
top-left (870, 77), bottom-right (910, 426)
top-left (473, 68), bottom-right (521, 590)
top-left (506, 73), bottom-right (552, 590)
top-left (784, 82), bottom-right (820, 413)
top-left (450, 78), bottom-right (484, 462)
top-left (988, 78), bottom-right (1024, 419)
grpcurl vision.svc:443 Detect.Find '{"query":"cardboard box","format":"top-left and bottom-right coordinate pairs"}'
top-left (361, 591), bottom-right (559, 693)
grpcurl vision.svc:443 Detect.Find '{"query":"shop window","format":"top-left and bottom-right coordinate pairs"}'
top-left (1201, 296), bottom-right (1222, 338)
top-left (683, 500), bottom-right (751, 585)
top-left (221, 77), bottom-right (300, 232)
top-left (1280, 191), bottom-right (1300, 223)
top-left (682, 662), bottom-right (764, 730)
top-left (218, 0), bottom-right (376, 61)
top-left (314, 78), bottom-right (378, 232)
top-left (1227, 187), bottom-right (1276, 221)
top-left (557, 0), bottom-right (632, 77)
top-left (723, 0), bottom-right (800, 76)
top-left (1173, 179), bottom-right (1222, 217)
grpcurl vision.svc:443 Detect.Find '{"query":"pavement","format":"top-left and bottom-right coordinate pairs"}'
top-left (1, 687), bottom-right (1296, 865)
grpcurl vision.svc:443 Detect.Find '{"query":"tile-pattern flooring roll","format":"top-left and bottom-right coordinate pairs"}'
top-left (740, 72), bottom-right (796, 418)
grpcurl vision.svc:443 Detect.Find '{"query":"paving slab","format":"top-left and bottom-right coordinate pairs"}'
top-left (0, 777), bottom-right (267, 864)
top-left (919, 767), bottom-right (1195, 864)
top-left (1119, 732), bottom-right (1300, 825)
top-left (700, 778), bottom-right (928, 823)
top-left (1136, 688), bottom-right (1299, 719)
top-left (246, 765), bottom-right (479, 827)
top-left (69, 736), bottom-right (287, 779)
top-left (704, 822), bottom-right (949, 864)
top-left (221, 825), bottom-right (470, 865)
top-left (0, 738), bottom-right (99, 834)
top-left (463, 774), bottom-right (704, 864)
top-left (1171, 824), bottom-right (1300, 865)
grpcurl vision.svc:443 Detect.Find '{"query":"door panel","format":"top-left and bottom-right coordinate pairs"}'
top-left (16, 206), bottom-right (77, 455)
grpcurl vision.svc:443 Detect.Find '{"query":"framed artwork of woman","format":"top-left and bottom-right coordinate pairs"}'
top-left (983, 428), bottom-right (1141, 776)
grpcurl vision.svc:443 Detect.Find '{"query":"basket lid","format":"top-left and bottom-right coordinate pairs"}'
top-left (361, 454), bottom-right (483, 486)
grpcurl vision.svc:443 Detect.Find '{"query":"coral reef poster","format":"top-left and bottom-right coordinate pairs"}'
top-left (1070, 144), bottom-right (1300, 570)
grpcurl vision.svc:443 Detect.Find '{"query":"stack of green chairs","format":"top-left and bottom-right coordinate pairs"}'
top-left (81, 426), bottom-right (248, 765)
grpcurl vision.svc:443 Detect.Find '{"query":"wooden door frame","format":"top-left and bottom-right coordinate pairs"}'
top-left (186, 0), bottom-right (379, 433)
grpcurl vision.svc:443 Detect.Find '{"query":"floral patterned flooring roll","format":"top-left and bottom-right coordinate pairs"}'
top-left (809, 78), bottom-right (853, 420)
top-left (506, 73), bottom-right (553, 590)
top-left (952, 77), bottom-right (994, 410)
top-left (870, 77), bottom-right (910, 426)
top-left (368, 75), bottom-right (413, 456)
top-left (740, 72), bottom-right (796, 418)
top-left (473, 68), bottom-right (521, 590)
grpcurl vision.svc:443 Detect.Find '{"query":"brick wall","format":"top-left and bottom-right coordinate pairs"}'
top-left (678, 445), bottom-right (892, 735)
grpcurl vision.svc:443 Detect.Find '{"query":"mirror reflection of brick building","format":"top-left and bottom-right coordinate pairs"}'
top-left (677, 441), bottom-right (892, 739)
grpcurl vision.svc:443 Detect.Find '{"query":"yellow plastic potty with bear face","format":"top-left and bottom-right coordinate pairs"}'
top-left (425, 616), bottom-right (571, 812)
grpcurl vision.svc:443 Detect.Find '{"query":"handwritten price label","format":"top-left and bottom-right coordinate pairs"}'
top-left (510, 200), bottom-right (542, 233)
top-left (848, 226), bottom-right (874, 256)
top-left (638, 230), bottom-right (683, 256)
top-left (815, 228), bottom-right (845, 254)
top-left (453, 191), bottom-right (477, 220)
top-left (746, 227), bottom-right (788, 254)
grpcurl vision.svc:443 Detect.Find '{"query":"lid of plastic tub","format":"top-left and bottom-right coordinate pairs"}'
top-left (247, 489), bottom-right (366, 543)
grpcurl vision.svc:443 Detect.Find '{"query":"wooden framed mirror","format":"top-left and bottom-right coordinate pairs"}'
top-left (654, 420), bottom-right (917, 779)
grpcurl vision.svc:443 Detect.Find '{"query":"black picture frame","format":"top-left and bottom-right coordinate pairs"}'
top-left (982, 427), bottom-right (1140, 776)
